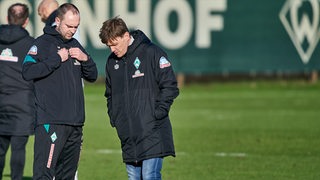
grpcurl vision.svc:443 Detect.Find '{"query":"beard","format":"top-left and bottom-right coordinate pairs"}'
top-left (56, 27), bottom-right (73, 41)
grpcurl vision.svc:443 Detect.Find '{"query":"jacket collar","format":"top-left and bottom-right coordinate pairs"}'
top-left (0, 25), bottom-right (29, 44)
top-left (43, 25), bottom-right (72, 43)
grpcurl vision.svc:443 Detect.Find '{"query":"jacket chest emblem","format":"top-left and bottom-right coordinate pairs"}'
top-left (113, 60), bottom-right (119, 70)
top-left (132, 57), bottom-right (144, 78)
top-left (74, 60), bottom-right (81, 65)
top-left (133, 57), bottom-right (140, 69)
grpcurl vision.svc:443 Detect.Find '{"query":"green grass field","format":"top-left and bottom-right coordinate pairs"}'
top-left (3, 80), bottom-right (320, 179)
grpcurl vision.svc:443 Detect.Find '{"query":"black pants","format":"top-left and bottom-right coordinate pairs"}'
top-left (0, 135), bottom-right (29, 180)
top-left (33, 124), bottom-right (82, 180)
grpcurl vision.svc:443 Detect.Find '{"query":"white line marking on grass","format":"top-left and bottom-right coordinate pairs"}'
top-left (215, 152), bottom-right (247, 157)
top-left (176, 152), bottom-right (187, 155)
top-left (96, 149), bottom-right (188, 155)
top-left (97, 149), bottom-right (122, 154)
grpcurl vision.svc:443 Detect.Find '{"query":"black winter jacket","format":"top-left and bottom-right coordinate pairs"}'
top-left (105, 30), bottom-right (179, 163)
top-left (0, 25), bottom-right (35, 135)
top-left (22, 26), bottom-right (97, 126)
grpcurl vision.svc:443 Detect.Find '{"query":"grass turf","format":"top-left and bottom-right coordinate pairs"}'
top-left (3, 80), bottom-right (320, 179)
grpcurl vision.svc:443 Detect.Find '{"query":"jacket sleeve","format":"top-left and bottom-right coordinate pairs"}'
top-left (152, 46), bottom-right (179, 120)
top-left (22, 42), bottom-right (61, 81)
top-left (81, 55), bottom-right (98, 82)
top-left (77, 43), bottom-right (98, 83)
top-left (104, 61), bottom-right (114, 127)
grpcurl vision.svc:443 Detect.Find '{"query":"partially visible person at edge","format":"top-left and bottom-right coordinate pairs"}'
top-left (38, 0), bottom-right (81, 43)
top-left (99, 16), bottom-right (179, 180)
top-left (22, 3), bottom-right (97, 179)
top-left (0, 3), bottom-right (35, 180)
top-left (37, 0), bottom-right (58, 26)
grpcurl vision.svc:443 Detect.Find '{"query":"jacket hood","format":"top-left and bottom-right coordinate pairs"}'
top-left (127, 30), bottom-right (151, 55)
top-left (0, 25), bottom-right (29, 44)
top-left (45, 10), bottom-right (57, 27)
top-left (43, 25), bottom-right (71, 43)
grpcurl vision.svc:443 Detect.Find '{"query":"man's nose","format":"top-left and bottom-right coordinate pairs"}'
top-left (71, 27), bottom-right (77, 34)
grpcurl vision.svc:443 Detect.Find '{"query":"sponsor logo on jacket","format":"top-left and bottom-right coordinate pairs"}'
top-left (0, 48), bottom-right (18, 62)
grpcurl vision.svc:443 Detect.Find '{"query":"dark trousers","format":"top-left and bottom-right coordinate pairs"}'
top-left (0, 135), bottom-right (29, 180)
top-left (33, 124), bottom-right (82, 180)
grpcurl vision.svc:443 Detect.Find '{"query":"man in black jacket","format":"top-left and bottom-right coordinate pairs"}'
top-left (22, 3), bottom-right (97, 179)
top-left (99, 17), bottom-right (179, 179)
top-left (0, 3), bottom-right (35, 180)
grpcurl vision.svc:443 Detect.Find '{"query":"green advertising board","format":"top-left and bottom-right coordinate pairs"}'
top-left (0, 0), bottom-right (319, 76)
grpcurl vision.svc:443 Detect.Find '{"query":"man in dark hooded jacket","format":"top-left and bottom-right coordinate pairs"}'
top-left (99, 17), bottom-right (179, 180)
top-left (0, 3), bottom-right (35, 180)
top-left (22, 3), bottom-right (97, 179)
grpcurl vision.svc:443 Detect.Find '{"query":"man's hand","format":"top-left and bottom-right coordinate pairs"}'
top-left (69, 47), bottom-right (88, 62)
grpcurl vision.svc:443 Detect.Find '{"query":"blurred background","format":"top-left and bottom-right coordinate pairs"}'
top-left (1, 0), bottom-right (319, 84)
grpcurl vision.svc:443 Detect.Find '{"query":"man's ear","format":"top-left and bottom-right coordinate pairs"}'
top-left (55, 17), bottom-right (60, 26)
top-left (124, 31), bottom-right (130, 39)
top-left (22, 17), bottom-right (29, 28)
top-left (6, 16), bottom-right (8, 24)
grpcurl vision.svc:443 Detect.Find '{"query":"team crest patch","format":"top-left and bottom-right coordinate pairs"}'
top-left (28, 45), bottom-right (37, 55)
top-left (132, 57), bottom-right (144, 78)
top-left (159, 56), bottom-right (171, 69)
top-left (134, 57), bottom-right (141, 69)
top-left (0, 48), bottom-right (18, 62)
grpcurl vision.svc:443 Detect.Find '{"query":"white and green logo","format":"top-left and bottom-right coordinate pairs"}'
top-left (51, 132), bottom-right (57, 142)
top-left (134, 57), bottom-right (141, 69)
top-left (279, 0), bottom-right (320, 64)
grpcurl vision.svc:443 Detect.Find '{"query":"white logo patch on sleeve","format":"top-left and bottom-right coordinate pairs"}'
top-left (28, 45), bottom-right (37, 55)
top-left (159, 56), bottom-right (171, 69)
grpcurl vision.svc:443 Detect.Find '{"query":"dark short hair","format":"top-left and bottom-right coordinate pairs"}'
top-left (99, 16), bottom-right (129, 44)
top-left (7, 3), bottom-right (29, 26)
top-left (56, 3), bottom-right (79, 20)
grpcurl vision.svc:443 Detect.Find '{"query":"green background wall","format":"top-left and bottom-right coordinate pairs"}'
top-left (0, 0), bottom-right (319, 76)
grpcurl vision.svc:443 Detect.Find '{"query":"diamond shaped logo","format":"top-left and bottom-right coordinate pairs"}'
top-left (51, 132), bottom-right (57, 142)
top-left (134, 57), bottom-right (141, 69)
top-left (279, 0), bottom-right (320, 64)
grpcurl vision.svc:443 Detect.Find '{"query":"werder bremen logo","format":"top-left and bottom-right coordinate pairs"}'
top-left (279, 0), bottom-right (320, 64)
